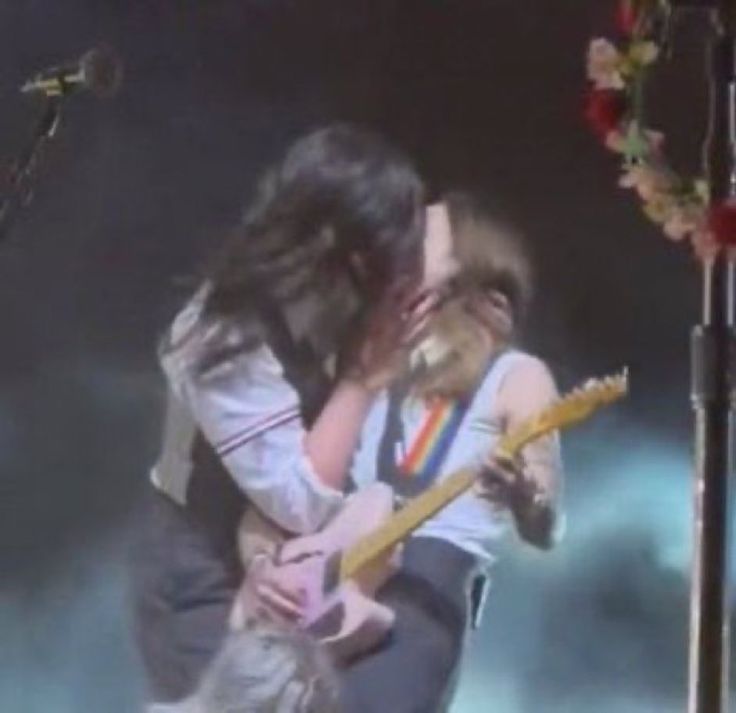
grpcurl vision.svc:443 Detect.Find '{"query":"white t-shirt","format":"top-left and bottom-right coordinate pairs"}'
top-left (350, 350), bottom-right (564, 567)
top-left (150, 292), bottom-right (343, 535)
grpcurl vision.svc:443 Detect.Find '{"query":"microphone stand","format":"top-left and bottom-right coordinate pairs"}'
top-left (0, 96), bottom-right (63, 245)
top-left (673, 0), bottom-right (736, 711)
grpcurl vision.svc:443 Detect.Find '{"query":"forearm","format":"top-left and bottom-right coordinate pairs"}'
top-left (481, 462), bottom-right (558, 550)
top-left (512, 436), bottom-right (561, 549)
top-left (494, 358), bottom-right (563, 550)
top-left (508, 483), bottom-right (557, 550)
top-left (304, 379), bottom-right (376, 490)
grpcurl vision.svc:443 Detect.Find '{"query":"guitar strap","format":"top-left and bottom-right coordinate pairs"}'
top-left (376, 349), bottom-right (507, 497)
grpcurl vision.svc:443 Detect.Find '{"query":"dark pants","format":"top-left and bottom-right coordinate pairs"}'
top-left (129, 486), bottom-right (244, 702)
top-left (339, 537), bottom-right (478, 713)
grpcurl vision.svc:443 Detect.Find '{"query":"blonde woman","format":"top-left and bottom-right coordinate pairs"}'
top-left (251, 194), bottom-right (564, 711)
top-left (336, 194), bottom-right (564, 711)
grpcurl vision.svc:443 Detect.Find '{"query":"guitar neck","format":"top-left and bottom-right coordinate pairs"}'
top-left (338, 424), bottom-right (524, 582)
top-left (338, 369), bottom-right (627, 583)
top-left (339, 467), bottom-right (477, 582)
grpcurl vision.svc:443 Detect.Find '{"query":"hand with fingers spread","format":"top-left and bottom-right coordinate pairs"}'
top-left (346, 281), bottom-right (442, 391)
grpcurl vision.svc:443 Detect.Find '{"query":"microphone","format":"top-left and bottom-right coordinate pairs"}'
top-left (21, 46), bottom-right (123, 98)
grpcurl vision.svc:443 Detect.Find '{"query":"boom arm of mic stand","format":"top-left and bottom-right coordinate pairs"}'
top-left (0, 98), bottom-right (62, 245)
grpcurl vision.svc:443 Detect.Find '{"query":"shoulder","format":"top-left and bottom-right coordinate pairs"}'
top-left (159, 287), bottom-right (280, 391)
top-left (493, 350), bottom-right (558, 416)
top-left (500, 351), bottom-right (556, 387)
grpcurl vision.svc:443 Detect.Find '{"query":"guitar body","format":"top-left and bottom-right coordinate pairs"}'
top-left (231, 482), bottom-right (398, 661)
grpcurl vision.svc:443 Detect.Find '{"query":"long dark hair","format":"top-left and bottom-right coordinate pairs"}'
top-left (193, 124), bottom-right (425, 361)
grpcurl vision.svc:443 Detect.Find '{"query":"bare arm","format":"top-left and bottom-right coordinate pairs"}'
top-left (308, 288), bottom-right (438, 491)
top-left (490, 356), bottom-right (563, 549)
top-left (304, 378), bottom-right (378, 490)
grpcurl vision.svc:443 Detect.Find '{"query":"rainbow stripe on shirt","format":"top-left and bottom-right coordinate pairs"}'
top-left (398, 398), bottom-right (466, 485)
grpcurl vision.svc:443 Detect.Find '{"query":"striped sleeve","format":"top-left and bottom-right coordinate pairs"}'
top-left (168, 339), bottom-right (343, 535)
top-left (214, 404), bottom-right (301, 458)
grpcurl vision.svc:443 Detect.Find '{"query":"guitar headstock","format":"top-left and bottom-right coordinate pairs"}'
top-left (495, 368), bottom-right (628, 459)
top-left (548, 368), bottom-right (628, 425)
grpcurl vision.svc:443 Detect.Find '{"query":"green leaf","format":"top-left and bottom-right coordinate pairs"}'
top-left (621, 122), bottom-right (650, 162)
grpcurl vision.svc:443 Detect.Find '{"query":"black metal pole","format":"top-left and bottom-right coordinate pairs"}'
top-left (688, 3), bottom-right (736, 712)
top-left (0, 97), bottom-right (62, 245)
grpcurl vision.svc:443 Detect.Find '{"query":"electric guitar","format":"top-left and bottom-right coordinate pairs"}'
top-left (231, 370), bottom-right (628, 661)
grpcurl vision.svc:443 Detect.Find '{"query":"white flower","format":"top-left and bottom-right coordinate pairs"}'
top-left (587, 38), bottom-right (625, 90)
top-left (662, 205), bottom-right (702, 241)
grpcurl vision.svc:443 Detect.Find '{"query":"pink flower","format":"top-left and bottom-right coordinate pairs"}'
top-left (619, 164), bottom-right (672, 202)
top-left (692, 228), bottom-right (719, 262)
top-left (605, 129), bottom-right (627, 153)
top-left (587, 39), bottom-right (625, 90)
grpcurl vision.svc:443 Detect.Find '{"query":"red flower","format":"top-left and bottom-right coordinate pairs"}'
top-left (584, 89), bottom-right (627, 142)
top-left (708, 201), bottom-right (736, 246)
top-left (616, 0), bottom-right (638, 35)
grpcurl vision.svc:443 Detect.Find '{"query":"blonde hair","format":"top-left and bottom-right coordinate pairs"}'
top-left (413, 193), bottom-right (532, 401)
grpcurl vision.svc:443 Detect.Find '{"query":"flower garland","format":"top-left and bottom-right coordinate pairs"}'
top-left (584, 0), bottom-right (736, 259)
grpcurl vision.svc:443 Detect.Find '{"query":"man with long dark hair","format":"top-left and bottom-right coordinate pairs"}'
top-left (130, 124), bottom-right (438, 705)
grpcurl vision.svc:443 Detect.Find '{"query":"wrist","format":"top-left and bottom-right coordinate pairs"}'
top-left (336, 375), bottom-right (381, 400)
top-left (340, 366), bottom-right (385, 395)
top-left (509, 478), bottom-right (552, 523)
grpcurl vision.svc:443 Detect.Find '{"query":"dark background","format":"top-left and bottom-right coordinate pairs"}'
top-left (0, 1), bottom-right (725, 711)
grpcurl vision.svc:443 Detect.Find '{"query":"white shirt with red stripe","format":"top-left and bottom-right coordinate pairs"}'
top-left (150, 292), bottom-right (343, 535)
